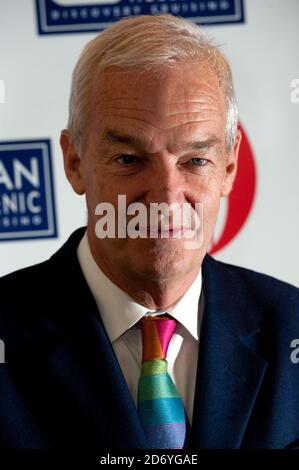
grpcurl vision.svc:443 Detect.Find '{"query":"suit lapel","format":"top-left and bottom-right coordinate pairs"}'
top-left (11, 229), bottom-right (148, 449)
top-left (192, 255), bottom-right (268, 449)
top-left (46, 306), bottom-right (148, 449)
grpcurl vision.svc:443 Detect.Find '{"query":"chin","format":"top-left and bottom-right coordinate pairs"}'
top-left (131, 253), bottom-right (195, 282)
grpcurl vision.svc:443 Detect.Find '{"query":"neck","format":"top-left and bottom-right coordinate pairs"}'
top-left (107, 269), bottom-right (200, 310)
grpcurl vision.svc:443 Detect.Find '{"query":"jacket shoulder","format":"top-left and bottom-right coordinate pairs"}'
top-left (0, 259), bottom-right (50, 284)
top-left (0, 227), bottom-right (85, 294)
top-left (217, 258), bottom-right (298, 292)
top-left (0, 260), bottom-right (53, 331)
top-left (210, 257), bottom-right (299, 320)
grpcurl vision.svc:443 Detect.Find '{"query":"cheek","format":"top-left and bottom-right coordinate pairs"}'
top-left (197, 174), bottom-right (223, 226)
top-left (196, 171), bottom-right (224, 201)
top-left (84, 166), bottom-right (112, 202)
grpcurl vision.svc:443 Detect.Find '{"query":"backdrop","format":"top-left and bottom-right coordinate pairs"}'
top-left (0, 0), bottom-right (298, 286)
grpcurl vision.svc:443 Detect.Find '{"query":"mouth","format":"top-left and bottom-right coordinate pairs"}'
top-left (138, 226), bottom-right (192, 238)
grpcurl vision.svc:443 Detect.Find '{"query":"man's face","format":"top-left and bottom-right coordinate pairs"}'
top-left (63, 62), bottom-right (240, 284)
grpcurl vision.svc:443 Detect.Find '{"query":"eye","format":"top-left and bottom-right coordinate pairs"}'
top-left (116, 154), bottom-right (138, 165)
top-left (190, 158), bottom-right (209, 166)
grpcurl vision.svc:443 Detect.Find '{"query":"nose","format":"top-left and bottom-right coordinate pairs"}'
top-left (142, 159), bottom-right (186, 207)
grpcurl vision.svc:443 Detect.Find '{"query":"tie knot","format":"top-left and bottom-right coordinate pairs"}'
top-left (140, 315), bottom-right (177, 363)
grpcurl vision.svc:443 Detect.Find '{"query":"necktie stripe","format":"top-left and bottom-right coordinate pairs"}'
top-left (143, 422), bottom-right (187, 449)
top-left (138, 397), bottom-right (185, 425)
top-left (141, 321), bottom-right (164, 362)
top-left (141, 359), bottom-right (167, 376)
top-left (137, 315), bottom-right (188, 449)
top-left (138, 374), bottom-right (180, 400)
top-left (155, 320), bottom-right (176, 357)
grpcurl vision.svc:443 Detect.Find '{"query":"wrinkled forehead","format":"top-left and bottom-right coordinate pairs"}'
top-left (85, 63), bottom-right (227, 154)
top-left (89, 62), bottom-right (226, 117)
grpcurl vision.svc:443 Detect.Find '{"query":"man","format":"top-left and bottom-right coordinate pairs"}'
top-left (0, 14), bottom-right (299, 450)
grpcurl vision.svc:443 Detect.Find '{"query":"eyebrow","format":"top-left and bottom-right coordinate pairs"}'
top-left (103, 130), bottom-right (144, 148)
top-left (178, 136), bottom-right (221, 151)
top-left (103, 130), bottom-right (220, 152)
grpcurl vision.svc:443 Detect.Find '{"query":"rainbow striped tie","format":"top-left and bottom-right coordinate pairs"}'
top-left (137, 315), bottom-right (187, 449)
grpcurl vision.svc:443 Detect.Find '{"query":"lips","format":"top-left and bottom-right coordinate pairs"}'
top-left (138, 226), bottom-right (192, 238)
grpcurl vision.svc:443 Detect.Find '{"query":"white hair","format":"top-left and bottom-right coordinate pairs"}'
top-left (67, 14), bottom-right (238, 155)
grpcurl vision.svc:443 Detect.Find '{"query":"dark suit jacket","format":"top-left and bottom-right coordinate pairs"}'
top-left (0, 227), bottom-right (299, 449)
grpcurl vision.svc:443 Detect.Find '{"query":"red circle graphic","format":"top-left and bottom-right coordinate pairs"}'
top-left (209, 123), bottom-right (257, 255)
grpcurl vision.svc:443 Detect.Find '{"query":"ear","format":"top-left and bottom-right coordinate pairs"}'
top-left (60, 130), bottom-right (85, 195)
top-left (221, 129), bottom-right (242, 197)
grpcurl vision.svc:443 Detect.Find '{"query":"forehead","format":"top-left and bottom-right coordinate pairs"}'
top-left (88, 62), bottom-right (227, 146)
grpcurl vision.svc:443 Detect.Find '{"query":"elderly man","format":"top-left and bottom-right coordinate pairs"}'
top-left (0, 14), bottom-right (298, 450)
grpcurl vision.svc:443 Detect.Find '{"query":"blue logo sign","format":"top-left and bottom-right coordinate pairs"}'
top-left (0, 140), bottom-right (57, 241)
top-left (36, 0), bottom-right (244, 35)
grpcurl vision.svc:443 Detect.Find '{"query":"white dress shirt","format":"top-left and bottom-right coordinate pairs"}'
top-left (77, 231), bottom-right (204, 424)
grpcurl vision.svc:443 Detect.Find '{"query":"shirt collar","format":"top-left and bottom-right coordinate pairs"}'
top-left (77, 231), bottom-right (202, 343)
